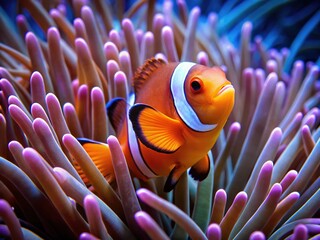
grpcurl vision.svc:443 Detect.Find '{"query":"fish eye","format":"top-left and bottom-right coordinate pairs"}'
top-left (190, 79), bottom-right (202, 93)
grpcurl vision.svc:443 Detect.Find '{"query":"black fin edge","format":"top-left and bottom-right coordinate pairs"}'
top-left (188, 155), bottom-right (210, 181)
top-left (163, 167), bottom-right (180, 192)
top-left (77, 138), bottom-right (103, 145)
top-left (106, 97), bottom-right (127, 134)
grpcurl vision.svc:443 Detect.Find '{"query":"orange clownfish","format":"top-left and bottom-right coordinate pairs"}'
top-left (78, 58), bottom-right (235, 192)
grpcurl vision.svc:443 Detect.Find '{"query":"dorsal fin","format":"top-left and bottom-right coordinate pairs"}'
top-left (106, 97), bottom-right (128, 135)
top-left (133, 58), bottom-right (167, 94)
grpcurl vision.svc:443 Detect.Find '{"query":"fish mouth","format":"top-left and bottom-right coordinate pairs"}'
top-left (217, 84), bottom-right (234, 95)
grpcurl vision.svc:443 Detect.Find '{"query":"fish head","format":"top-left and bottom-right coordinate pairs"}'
top-left (185, 65), bottom-right (235, 126)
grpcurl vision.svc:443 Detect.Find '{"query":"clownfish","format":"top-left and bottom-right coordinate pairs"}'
top-left (77, 58), bottom-right (234, 192)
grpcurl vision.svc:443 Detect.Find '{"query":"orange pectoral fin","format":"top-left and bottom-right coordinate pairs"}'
top-left (129, 104), bottom-right (185, 153)
top-left (189, 155), bottom-right (210, 181)
top-left (76, 138), bottom-right (114, 184)
top-left (163, 166), bottom-right (186, 192)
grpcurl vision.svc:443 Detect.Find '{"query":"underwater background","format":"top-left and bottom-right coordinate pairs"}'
top-left (0, 0), bottom-right (319, 239)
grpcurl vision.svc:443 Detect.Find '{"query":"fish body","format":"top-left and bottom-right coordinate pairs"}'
top-left (78, 58), bottom-right (234, 191)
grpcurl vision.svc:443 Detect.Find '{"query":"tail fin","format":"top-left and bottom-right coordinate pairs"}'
top-left (75, 138), bottom-right (115, 185)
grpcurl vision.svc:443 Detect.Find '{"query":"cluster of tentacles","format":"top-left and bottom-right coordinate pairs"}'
top-left (0, 1), bottom-right (319, 239)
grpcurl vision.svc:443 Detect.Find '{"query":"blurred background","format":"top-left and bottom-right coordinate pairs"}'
top-left (1, 0), bottom-right (319, 63)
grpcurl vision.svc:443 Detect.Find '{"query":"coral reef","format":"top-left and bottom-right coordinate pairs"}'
top-left (0, 0), bottom-right (319, 239)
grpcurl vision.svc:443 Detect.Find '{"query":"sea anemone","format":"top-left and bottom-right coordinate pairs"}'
top-left (0, 0), bottom-right (319, 239)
